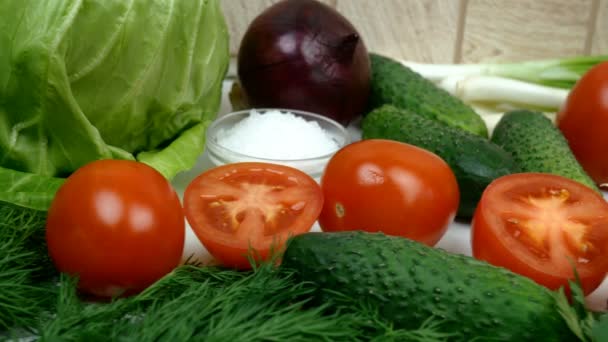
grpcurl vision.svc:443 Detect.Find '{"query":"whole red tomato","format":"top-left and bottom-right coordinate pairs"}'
top-left (46, 160), bottom-right (185, 298)
top-left (472, 173), bottom-right (608, 296)
top-left (318, 139), bottom-right (459, 246)
top-left (557, 61), bottom-right (608, 186)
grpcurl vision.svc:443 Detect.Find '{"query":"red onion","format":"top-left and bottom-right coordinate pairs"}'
top-left (237, 0), bottom-right (371, 126)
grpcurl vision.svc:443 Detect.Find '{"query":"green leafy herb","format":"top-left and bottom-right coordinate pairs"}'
top-left (30, 264), bottom-right (450, 342)
top-left (0, 166), bottom-right (63, 332)
top-left (0, 202), bottom-right (57, 331)
top-left (592, 314), bottom-right (608, 342)
top-left (553, 274), bottom-right (608, 342)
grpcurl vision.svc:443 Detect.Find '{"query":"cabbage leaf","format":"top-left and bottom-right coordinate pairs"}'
top-left (0, 166), bottom-right (64, 211)
top-left (0, 0), bottom-right (229, 180)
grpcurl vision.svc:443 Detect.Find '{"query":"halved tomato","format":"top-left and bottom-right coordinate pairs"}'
top-left (183, 162), bottom-right (323, 269)
top-left (472, 173), bottom-right (608, 295)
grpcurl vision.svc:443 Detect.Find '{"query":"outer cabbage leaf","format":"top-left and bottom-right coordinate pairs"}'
top-left (138, 121), bottom-right (212, 180)
top-left (0, 0), bottom-right (229, 179)
top-left (0, 166), bottom-right (64, 211)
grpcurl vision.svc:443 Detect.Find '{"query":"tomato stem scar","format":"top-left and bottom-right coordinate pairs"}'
top-left (335, 203), bottom-right (345, 218)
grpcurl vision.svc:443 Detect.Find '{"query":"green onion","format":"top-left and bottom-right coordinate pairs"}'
top-left (438, 75), bottom-right (569, 112)
top-left (400, 55), bottom-right (608, 89)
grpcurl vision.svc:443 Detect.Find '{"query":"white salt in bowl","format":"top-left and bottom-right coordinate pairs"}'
top-left (205, 108), bottom-right (350, 180)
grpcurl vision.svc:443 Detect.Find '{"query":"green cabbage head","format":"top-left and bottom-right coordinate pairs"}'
top-left (0, 0), bottom-right (229, 180)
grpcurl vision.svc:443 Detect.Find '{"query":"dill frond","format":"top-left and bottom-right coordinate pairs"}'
top-left (36, 265), bottom-right (359, 341)
top-left (0, 204), bottom-right (449, 341)
top-left (0, 202), bottom-right (57, 331)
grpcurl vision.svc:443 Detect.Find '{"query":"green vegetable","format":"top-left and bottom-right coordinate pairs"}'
top-left (281, 231), bottom-right (577, 341)
top-left (0, 202), bottom-right (57, 331)
top-left (0, 167), bottom-right (64, 331)
top-left (592, 314), bottom-right (608, 341)
top-left (397, 55), bottom-right (608, 115)
top-left (554, 274), bottom-right (606, 342)
top-left (1, 262), bottom-right (452, 341)
top-left (362, 105), bottom-right (518, 217)
top-left (368, 53), bottom-right (488, 137)
top-left (438, 75), bottom-right (569, 113)
top-left (0, 167), bottom-right (64, 211)
top-left (36, 266), bottom-right (358, 341)
top-left (137, 122), bottom-right (214, 181)
top-left (401, 55), bottom-right (608, 89)
top-left (0, 0), bottom-right (229, 180)
top-left (490, 110), bottom-right (599, 192)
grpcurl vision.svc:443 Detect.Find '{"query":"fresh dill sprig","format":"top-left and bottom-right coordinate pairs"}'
top-left (592, 313), bottom-right (608, 341)
top-left (0, 202), bottom-right (57, 332)
top-left (34, 264), bottom-right (451, 342)
top-left (36, 265), bottom-right (358, 341)
top-left (318, 288), bottom-right (457, 342)
top-left (123, 266), bottom-right (355, 342)
top-left (553, 272), bottom-right (608, 342)
top-left (36, 274), bottom-right (135, 341)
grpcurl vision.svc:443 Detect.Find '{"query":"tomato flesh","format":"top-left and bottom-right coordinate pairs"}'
top-left (184, 162), bottom-right (323, 269)
top-left (472, 173), bottom-right (608, 295)
top-left (46, 160), bottom-right (185, 298)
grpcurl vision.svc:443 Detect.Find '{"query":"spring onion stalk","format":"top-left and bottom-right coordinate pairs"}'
top-left (469, 102), bottom-right (556, 135)
top-left (400, 55), bottom-right (608, 89)
top-left (438, 75), bottom-right (569, 112)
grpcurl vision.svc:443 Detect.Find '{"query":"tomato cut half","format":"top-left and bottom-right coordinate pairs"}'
top-left (183, 162), bottom-right (323, 269)
top-left (472, 173), bottom-right (608, 295)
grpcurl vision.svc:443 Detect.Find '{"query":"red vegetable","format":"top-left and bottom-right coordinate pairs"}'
top-left (46, 160), bottom-right (185, 298)
top-left (237, 0), bottom-right (371, 125)
top-left (318, 139), bottom-right (459, 246)
top-left (183, 162), bottom-right (323, 270)
top-left (471, 173), bottom-right (608, 296)
top-left (556, 61), bottom-right (608, 186)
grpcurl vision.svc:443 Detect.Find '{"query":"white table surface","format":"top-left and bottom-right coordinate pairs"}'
top-left (171, 80), bottom-right (607, 312)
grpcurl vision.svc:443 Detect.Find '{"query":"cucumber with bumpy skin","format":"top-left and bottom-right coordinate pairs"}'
top-left (362, 104), bottom-right (518, 217)
top-left (368, 53), bottom-right (489, 138)
top-left (281, 231), bottom-right (576, 341)
top-left (491, 110), bottom-right (599, 192)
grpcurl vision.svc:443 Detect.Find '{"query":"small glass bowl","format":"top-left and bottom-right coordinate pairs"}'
top-left (205, 108), bottom-right (350, 180)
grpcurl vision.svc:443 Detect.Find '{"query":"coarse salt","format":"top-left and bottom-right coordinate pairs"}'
top-left (215, 109), bottom-right (340, 160)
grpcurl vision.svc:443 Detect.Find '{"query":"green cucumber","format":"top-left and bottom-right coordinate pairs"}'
top-left (362, 105), bottom-right (518, 217)
top-left (368, 53), bottom-right (488, 138)
top-left (491, 110), bottom-right (599, 192)
top-left (281, 231), bottom-right (576, 341)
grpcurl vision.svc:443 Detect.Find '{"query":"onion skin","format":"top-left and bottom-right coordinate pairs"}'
top-left (237, 0), bottom-right (371, 126)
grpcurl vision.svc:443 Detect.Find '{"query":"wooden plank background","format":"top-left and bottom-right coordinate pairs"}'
top-left (221, 0), bottom-right (607, 63)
